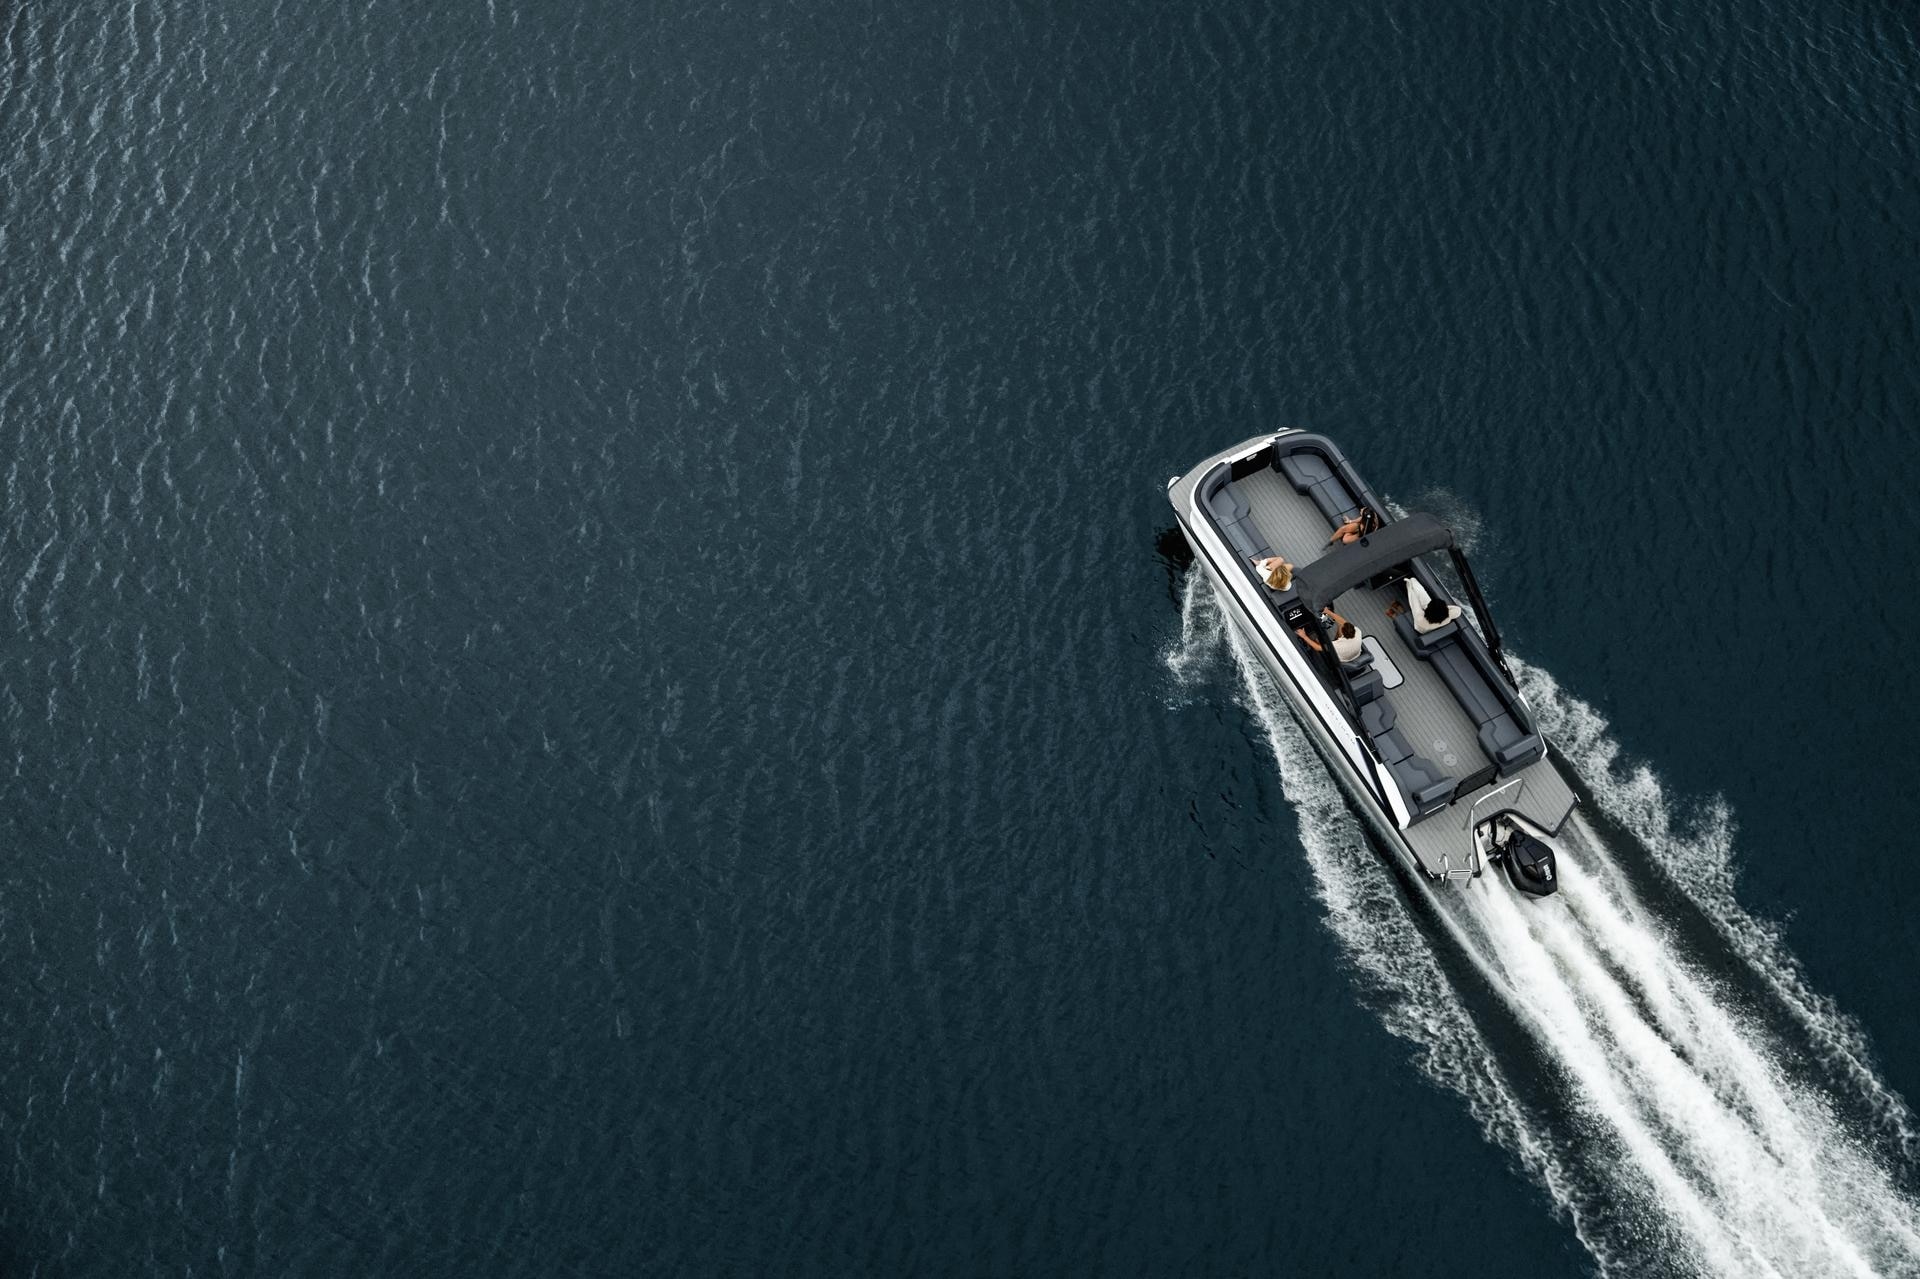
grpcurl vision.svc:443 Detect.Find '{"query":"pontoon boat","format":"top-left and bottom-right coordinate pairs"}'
top-left (1167, 432), bottom-right (1573, 895)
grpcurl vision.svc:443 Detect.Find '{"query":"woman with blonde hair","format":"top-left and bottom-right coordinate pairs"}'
top-left (1252, 556), bottom-right (1293, 590)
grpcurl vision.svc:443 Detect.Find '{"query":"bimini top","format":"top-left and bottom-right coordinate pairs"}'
top-left (1293, 511), bottom-right (1454, 614)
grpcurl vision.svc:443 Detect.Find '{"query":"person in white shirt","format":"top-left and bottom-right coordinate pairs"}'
top-left (1404, 576), bottom-right (1462, 634)
top-left (1294, 608), bottom-right (1365, 663)
top-left (1328, 612), bottom-right (1365, 663)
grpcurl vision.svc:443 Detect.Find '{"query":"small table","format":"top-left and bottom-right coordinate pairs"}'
top-left (1362, 636), bottom-right (1404, 689)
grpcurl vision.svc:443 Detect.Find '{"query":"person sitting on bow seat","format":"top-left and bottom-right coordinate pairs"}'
top-left (1326, 506), bottom-right (1380, 546)
top-left (1252, 556), bottom-right (1294, 590)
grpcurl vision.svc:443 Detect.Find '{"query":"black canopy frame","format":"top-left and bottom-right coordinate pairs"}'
top-left (1292, 513), bottom-right (1454, 615)
top-left (1290, 511), bottom-right (1513, 679)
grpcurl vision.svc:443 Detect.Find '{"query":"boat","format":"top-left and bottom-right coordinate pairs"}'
top-left (1167, 431), bottom-right (1574, 895)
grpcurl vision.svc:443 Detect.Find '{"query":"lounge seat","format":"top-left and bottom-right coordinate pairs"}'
top-left (1390, 755), bottom-right (1455, 812)
top-left (1480, 722), bottom-right (1545, 771)
top-left (1275, 450), bottom-right (1362, 525)
top-left (1360, 698), bottom-right (1395, 735)
top-left (1428, 644), bottom-right (1505, 723)
top-left (1425, 635), bottom-right (1546, 772)
top-left (1358, 697), bottom-right (1454, 812)
top-left (1204, 475), bottom-right (1272, 564)
top-left (1370, 721), bottom-right (1411, 763)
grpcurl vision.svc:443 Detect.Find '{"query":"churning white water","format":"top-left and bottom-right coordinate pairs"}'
top-left (1165, 574), bottom-right (1920, 1278)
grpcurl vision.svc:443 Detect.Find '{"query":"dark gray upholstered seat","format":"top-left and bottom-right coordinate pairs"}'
top-left (1204, 473), bottom-right (1272, 564)
top-left (1371, 723), bottom-right (1411, 763)
top-left (1424, 634), bottom-right (1546, 771)
top-left (1275, 450), bottom-right (1362, 525)
top-left (1276, 451), bottom-right (1330, 489)
top-left (1370, 722), bottom-right (1454, 809)
top-left (1391, 609), bottom-right (1461, 655)
top-left (1348, 667), bottom-right (1385, 705)
top-left (1426, 646), bottom-right (1501, 722)
top-left (1480, 723), bottom-right (1545, 771)
top-left (1391, 755), bottom-right (1455, 812)
top-left (1360, 699), bottom-right (1395, 736)
top-left (1358, 693), bottom-right (1454, 812)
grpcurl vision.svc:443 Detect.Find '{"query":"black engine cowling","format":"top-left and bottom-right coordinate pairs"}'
top-left (1497, 829), bottom-right (1558, 897)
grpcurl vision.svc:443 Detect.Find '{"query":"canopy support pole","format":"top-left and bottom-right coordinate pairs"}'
top-left (1448, 547), bottom-right (1513, 683)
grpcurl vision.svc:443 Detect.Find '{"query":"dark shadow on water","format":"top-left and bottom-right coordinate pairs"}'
top-left (1154, 524), bottom-right (1195, 605)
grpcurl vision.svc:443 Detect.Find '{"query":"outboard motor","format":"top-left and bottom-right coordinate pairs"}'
top-left (1493, 819), bottom-right (1558, 898)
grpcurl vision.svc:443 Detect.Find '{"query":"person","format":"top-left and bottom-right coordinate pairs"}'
top-left (1405, 576), bottom-right (1462, 634)
top-left (1326, 506), bottom-right (1379, 546)
top-left (1296, 607), bottom-right (1364, 662)
top-left (1324, 609), bottom-right (1366, 663)
top-left (1252, 556), bottom-right (1293, 590)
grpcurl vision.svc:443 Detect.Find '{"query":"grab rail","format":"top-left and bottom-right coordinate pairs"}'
top-left (1463, 776), bottom-right (1526, 835)
top-left (1439, 777), bottom-right (1528, 879)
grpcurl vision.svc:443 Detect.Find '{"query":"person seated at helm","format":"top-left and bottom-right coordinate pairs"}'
top-left (1404, 576), bottom-right (1462, 634)
top-left (1326, 506), bottom-right (1380, 546)
top-left (1294, 607), bottom-right (1364, 662)
top-left (1326, 609), bottom-right (1365, 663)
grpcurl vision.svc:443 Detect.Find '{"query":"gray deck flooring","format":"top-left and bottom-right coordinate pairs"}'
top-left (1403, 750), bottom-right (1579, 871)
top-left (1235, 468), bottom-right (1489, 780)
top-left (1235, 464), bottom-right (1343, 567)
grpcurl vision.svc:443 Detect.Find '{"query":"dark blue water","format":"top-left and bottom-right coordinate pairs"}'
top-left (3, 0), bottom-right (1918, 1273)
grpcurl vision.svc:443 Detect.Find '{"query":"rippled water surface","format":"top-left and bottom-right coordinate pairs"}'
top-left (3, 1), bottom-right (1918, 1274)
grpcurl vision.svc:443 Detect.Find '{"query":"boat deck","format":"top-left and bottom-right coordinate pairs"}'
top-left (1237, 467), bottom-right (1488, 779)
top-left (1228, 468), bottom-right (1482, 775)
top-left (1222, 459), bottom-right (1577, 861)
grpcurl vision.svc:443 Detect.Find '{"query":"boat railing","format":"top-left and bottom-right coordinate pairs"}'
top-left (1464, 776), bottom-right (1526, 828)
top-left (1437, 777), bottom-right (1528, 879)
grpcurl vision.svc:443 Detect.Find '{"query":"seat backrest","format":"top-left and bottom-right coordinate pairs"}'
top-left (1276, 447), bottom-right (1361, 526)
top-left (1200, 468), bottom-right (1273, 563)
top-left (1348, 667), bottom-right (1386, 706)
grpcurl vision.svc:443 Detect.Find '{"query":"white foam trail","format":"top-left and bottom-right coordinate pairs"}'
top-left (1165, 580), bottom-right (1614, 1271)
top-left (1160, 571), bottom-right (1227, 697)
top-left (1514, 658), bottom-right (1920, 1158)
top-left (1167, 574), bottom-right (1920, 1278)
top-left (1452, 863), bottom-right (1920, 1276)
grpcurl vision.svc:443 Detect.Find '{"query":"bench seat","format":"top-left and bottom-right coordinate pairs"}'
top-left (1204, 475), bottom-right (1272, 564)
top-left (1423, 631), bottom-right (1546, 771)
top-left (1276, 450), bottom-right (1363, 525)
top-left (1392, 755), bottom-right (1456, 813)
top-left (1391, 609), bottom-right (1461, 656)
top-left (1359, 693), bottom-right (1453, 813)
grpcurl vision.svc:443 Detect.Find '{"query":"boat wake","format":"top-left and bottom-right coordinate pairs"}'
top-left (1165, 573), bottom-right (1920, 1278)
